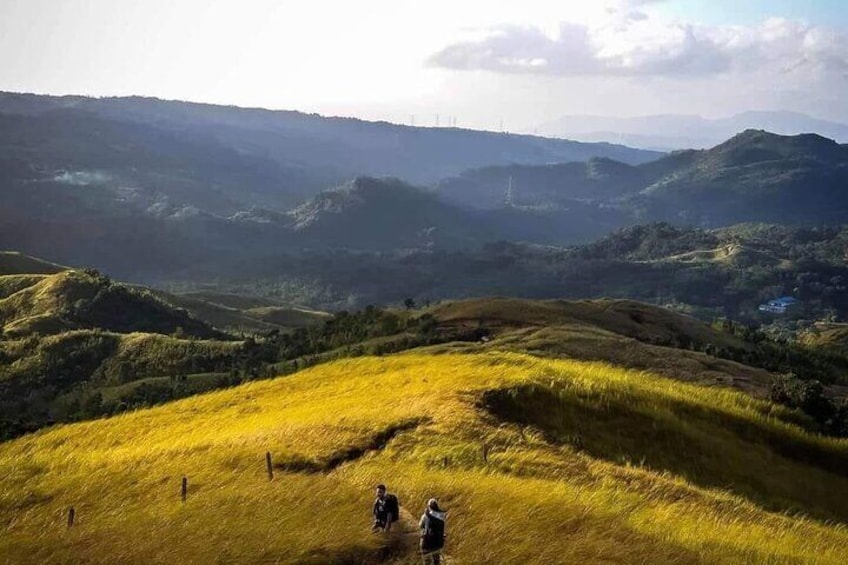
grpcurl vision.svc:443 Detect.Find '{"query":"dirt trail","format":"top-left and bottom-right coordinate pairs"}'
top-left (379, 506), bottom-right (451, 565)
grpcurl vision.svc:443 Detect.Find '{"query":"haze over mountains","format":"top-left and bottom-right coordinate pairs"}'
top-left (0, 91), bottom-right (658, 196)
top-left (534, 111), bottom-right (848, 151)
top-left (4, 92), bottom-right (848, 317)
top-left (3, 91), bottom-right (848, 290)
top-left (440, 129), bottom-right (848, 225)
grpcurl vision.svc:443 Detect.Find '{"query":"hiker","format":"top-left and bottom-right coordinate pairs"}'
top-left (419, 498), bottom-right (446, 564)
top-left (372, 484), bottom-right (399, 533)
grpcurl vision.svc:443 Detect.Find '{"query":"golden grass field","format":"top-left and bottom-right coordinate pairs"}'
top-left (2, 351), bottom-right (847, 564)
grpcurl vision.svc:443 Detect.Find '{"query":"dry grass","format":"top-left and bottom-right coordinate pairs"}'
top-left (0, 275), bottom-right (48, 300)
top-left (800, 324), bottom-right (848, 350)
top-left (1, 352), bottom-right (846, 564)
top-left (432, 297), bottom-right (748, 350)
top-left (0, 271), bottom-right (99, 329)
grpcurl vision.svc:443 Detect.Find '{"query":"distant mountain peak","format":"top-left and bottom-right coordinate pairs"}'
top-left (711, 128), bottom-right (844, 164)
top-left (725, 128), bottom-right (830, 142)
top-left (534, 111), bottom-right (848, 151)
top-left (343, 176), bottom-right (412, 195)
top-left (286, 176), bottom-right (445, 235)
top-left (304, 176), bottom-right (421, 208)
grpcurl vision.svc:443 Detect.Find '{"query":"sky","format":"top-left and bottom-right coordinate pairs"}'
top-left (1, 0), bottom-right (847, 130)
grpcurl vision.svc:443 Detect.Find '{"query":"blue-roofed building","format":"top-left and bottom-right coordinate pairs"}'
top-left (758, 296), bottom-right (799, 314)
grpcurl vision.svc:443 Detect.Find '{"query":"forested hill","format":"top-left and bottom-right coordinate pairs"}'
top-left (437, 129), bottom-right (848, 226)
top-left (0, 91), bottom-right (659, 193)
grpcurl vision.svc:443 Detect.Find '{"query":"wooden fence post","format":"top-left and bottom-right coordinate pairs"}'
top-left (482, 443), bottom-right (489, 463)
top-left (181, 476), bottom-right (188, 502)
top-left (67, 507), bottom-right (75, 528)
top-left (266, 451), bottom-right (274, 481)
top-left (442, 456), bottom-right (449, 468)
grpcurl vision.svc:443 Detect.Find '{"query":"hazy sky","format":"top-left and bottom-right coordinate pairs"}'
top-left (2, 0), bottom-right (847, 130)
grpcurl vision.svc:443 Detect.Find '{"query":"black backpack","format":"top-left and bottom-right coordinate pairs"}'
top-left (424, 512), bottom-right (445, 546)
top-left (384, 494), bottom-right (399, 516)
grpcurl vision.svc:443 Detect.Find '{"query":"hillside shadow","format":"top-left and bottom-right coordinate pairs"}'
top-left (275, 418), bottom-right (426, 474)
top-left (483, 384), bottom-right (848, 524)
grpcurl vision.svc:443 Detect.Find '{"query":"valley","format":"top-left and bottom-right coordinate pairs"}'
top-left (3, 91), bottom-right (848, 565)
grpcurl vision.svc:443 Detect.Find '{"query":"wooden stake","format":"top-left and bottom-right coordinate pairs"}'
top-left (67, 507), bottom-right (75, 528)
top-left (482, 443), bottom-right (489, 463)
top-left (442, 456), bottom-right (449, 468)
top-left (181, 476), bottom-right (188, 502)
top-left (266, 451), bottom-right (274, 481)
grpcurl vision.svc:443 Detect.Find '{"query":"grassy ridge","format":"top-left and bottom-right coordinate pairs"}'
top-left (434, 297), bottom-right (748, 351)
top-left (0, 270), bottom-right (222, 339)
top-left (1, 352), bottom-right (846, 564)
top-left (144, 289), bottom-right (330, 334)
top-left (0, 268), bottom-right (251, 438)
top-left (0, 275), bottom-right (49, 300)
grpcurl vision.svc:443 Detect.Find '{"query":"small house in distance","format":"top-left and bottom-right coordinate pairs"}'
top-left (758, 296), bottom-right (799, 314)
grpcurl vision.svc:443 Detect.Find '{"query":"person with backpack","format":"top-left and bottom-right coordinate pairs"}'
top-left (371, 484), bottom-right (399, 533)
top-left (419, 498), bottom-right (446, 564)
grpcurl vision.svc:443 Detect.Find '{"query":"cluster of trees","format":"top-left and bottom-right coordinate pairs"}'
top-left (204, 224), bottom-right (848, 325)
top-left (0, 330), bottom-right (244, 440)
top-left (769, 374), bottom-right (848, 437)
top-left (636, 317), bottom-right (848, 438)
top-left (237, 307), bottom-right (451, 373)
top-left (63, 372), bottom-right (247, 422)
top-left (691, 319), bottom-right (848, 438)
top-left (706, 319), bottom-right (848, 386)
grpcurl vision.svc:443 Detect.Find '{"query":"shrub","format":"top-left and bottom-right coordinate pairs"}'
top-left (769, 373), bottom-right (844, 437)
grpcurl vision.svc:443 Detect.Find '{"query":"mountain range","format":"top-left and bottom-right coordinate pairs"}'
top-left (0, 91), bottom-right (658, 202)
top-left (4, 92), bottom-right (848, 289)
top-left (534, 111), bottom-right (848, 151)
top-left (437, 129), bottom-right (848, 227)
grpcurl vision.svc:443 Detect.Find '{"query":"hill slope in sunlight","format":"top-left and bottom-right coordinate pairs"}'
top-left (2, 352), bottom-right (846, 564)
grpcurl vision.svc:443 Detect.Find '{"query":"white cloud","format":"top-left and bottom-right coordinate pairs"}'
top-left (428, 10), bottom-right (848, 80)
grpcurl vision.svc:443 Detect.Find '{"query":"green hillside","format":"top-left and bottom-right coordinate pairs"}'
top-left (1, 352), bottom-right (846, 564)
top-left (287, 177), bottom-right (495, 250)
top-left (0, 268), bottom-right (248, 439)
top-left (172, 221), bottom-right (848, 322)
top-left (0, 274), bottom-right (50, 300)
top-left (428, 297), bottom-right (777, 393)
top-left (436, 130), bottom-right (848, 228)
top-left (435, 157), bottom-right (647, 209)
top-left (433, 297), bottom-right (747, 349)
top-left (2, 266), bottom-right (847, 562)
top-left (145, 288), bottom-right (329, 334)
top-left (0, 270), bottom-right (221, 339)
top-left (3, 261), bottom-right (845, 451)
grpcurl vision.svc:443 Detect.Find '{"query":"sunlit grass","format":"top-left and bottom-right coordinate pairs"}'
top-left (1, 352), bottom-right (847, 564)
